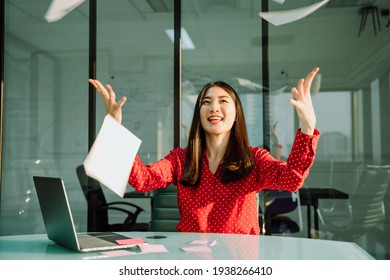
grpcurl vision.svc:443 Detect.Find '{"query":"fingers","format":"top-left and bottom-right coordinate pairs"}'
top-left (106, 84), bottom-right (116, 102)
top-left (289, 68), bottom-right (318, 135)
top-left (288, 98), bottom-right (299, 108)
top-left (291, 86), bottom-right (299, 100)
top-left (88, 79), bottom-right (109, 100)
top-left (291, 67), bottom-right (320, 99)
top-left (88, 79), bottom-right (126, 105)
top-left (118, 96), bottom-right (127, 108)
top-left (297, 78), bottom-right (305, 97)
top-left (303, 67), bottom-right (320, 92)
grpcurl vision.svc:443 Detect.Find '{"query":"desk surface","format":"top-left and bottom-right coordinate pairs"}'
top-left (299, 188), bottom-right (349, 202)
top-left (0, 232), bottom-right (373, 260)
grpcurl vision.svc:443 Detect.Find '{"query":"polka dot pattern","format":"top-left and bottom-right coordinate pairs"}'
top-left (129, 129), bottom-right (320, 235)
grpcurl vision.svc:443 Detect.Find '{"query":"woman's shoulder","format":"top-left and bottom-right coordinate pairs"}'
top-left (249, 146), bottom-right (268, 154)
top-left (170, 146), bottom-right (186, 154)
top-left (164, 147), bottom-right (187, 161)
top-left (249, 146), bottom-right (272, 160)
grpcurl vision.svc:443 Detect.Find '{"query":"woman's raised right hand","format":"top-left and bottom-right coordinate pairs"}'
top-left (88, 79), bottom-right (127, 124)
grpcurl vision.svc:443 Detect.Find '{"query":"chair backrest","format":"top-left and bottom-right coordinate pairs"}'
top-left (266, 190), bottom-right (298, 215)
top-left (350, 166), bottom-right (390, 228)
top-left (76, 165), bottom-right (107, 205)
top-left (261, 190), bottom-right (303, 234)
top-left (76, 164), bottom-right (109, 229)
top-left (149, 185), bottom-right (180, 231)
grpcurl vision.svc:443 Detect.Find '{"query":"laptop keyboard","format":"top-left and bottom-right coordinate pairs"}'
top-left (77, 234), bottom-right (116, 248)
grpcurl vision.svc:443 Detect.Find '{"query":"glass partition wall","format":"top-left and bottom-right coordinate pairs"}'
top-left (181, 1), bottom-right (264, 147)
top-left (1, 0), bottom-right (90, 235)
top-left (1, 0), bottom-right (390, 260)
top-left (0, 0), bottom-right (174, 235)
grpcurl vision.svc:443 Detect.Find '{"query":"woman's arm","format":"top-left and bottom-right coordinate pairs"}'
top-left (88, 79), bottom-right (181, 192)
top-left (128, 148), bottom-right (183, 192)
top-left (255, 129), bottom-right (320, 193)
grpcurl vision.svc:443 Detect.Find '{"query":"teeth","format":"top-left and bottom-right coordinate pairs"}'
top-left (209, 117), bottom-right (222, 121)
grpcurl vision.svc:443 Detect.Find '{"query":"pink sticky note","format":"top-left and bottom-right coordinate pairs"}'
top-left (116, 238), bottom-right (146, 245)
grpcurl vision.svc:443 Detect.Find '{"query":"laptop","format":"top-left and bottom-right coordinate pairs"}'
top-left (33, 176), bottom-right (142, 252)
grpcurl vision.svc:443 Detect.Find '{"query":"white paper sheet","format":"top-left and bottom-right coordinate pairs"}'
top-left (138, 244), bottom-right (169, 254)
top-left (44, 0), bottom-right (86, 22)
top-left (188, 240), bottom-right (217, 247)
top-left (100, 250), bottom-right (137, 257)
top-left (181, 246), bottom-right (212, 253)
top-left (83, 114), bottom-right (142, 198)
top-left (259, 0), bottom-right (329, 26)
top-left (236, 78), bottom-right (264, 91)
top-left (272, 0), bottom-right (287, 4)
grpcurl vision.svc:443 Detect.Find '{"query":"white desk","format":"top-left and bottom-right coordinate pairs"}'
top-left (0, 231), bottom-right (373, 260)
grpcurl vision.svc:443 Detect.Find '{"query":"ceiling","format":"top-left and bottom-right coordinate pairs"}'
top-left (5, 0), bottom-right (390, 91)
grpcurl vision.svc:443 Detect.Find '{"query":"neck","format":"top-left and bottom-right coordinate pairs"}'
top-left (205, 133), bottom-right (230, 161)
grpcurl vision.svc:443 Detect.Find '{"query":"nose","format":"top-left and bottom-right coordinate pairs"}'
top-left (210, 100), bottom-right (220, 112)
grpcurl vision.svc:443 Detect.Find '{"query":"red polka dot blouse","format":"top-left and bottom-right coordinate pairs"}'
top-left (129, 129), bottom-right (320, 235)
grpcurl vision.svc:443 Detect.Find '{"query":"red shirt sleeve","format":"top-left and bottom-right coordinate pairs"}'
top-left (128, 148), bottom-right (183, 192)
top-left (254, 128), bottom-right (320, 192)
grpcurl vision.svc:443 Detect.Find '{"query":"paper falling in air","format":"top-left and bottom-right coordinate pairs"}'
top-left (83, 114), bottom-right (142, 198)
top-left (235, 78), bottom-right (264, 91)
top-left (272, 0), bottom-right (287, 4)
top-left (44, 0), bottom-right (86, 22)
top-left (259, 0), bottom-right (330, 26)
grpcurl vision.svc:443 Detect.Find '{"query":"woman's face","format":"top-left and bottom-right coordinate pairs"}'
top-left (199, 86), bottom-right (236, 137)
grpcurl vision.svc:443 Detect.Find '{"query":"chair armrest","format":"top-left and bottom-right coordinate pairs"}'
top-left (107, 202), bottom-right (145, 222)
top-left (101, 205), bottom-right (135, 216)
top-left (100, 205), bottom-right (140, 225)
top-left (107, 201), bottom-right (145, 212)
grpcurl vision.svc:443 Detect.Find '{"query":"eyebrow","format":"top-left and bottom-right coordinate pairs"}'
top-left (202, 95), bottom-right (231, 100)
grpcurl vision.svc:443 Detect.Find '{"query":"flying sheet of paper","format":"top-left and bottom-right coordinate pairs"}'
top-left (44, 0), bottom-right (86, 22)
top-left (272, 0), bottom-right (287, 4)
top-left (259, 0), bottom-right (329, 26)
top-left (83, 114), bottom-right (142, 198)
top-left (236, 78), bottom-right (264, 91)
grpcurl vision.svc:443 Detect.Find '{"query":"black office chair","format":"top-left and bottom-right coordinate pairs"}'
top-left (321, 165), bottom-right (390, 241)
top-left (76, 165), bottom-right (149, 232)
top-left (149, 184), bottom-right (180, 232)
top-left (260, 190), bottom-right (303, 235)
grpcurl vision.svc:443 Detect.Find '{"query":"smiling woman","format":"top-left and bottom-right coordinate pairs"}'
top-left (89, 67), bottom-right (321, 235)
top-left (1, 0), bottom-right (390, 261)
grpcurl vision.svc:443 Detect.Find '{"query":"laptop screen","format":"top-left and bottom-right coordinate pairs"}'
top-left (33, 176), bottom-right (80, 251)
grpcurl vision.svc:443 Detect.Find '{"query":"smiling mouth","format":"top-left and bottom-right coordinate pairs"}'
top-left (208, 116), bottom-right (223, 124)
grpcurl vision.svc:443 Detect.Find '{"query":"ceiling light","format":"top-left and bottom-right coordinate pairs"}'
top-left (165, 28), bottom-right (196, 50)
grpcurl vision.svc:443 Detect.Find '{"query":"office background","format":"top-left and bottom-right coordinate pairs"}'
top-left (0, 0), bottom-right (389, 259)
